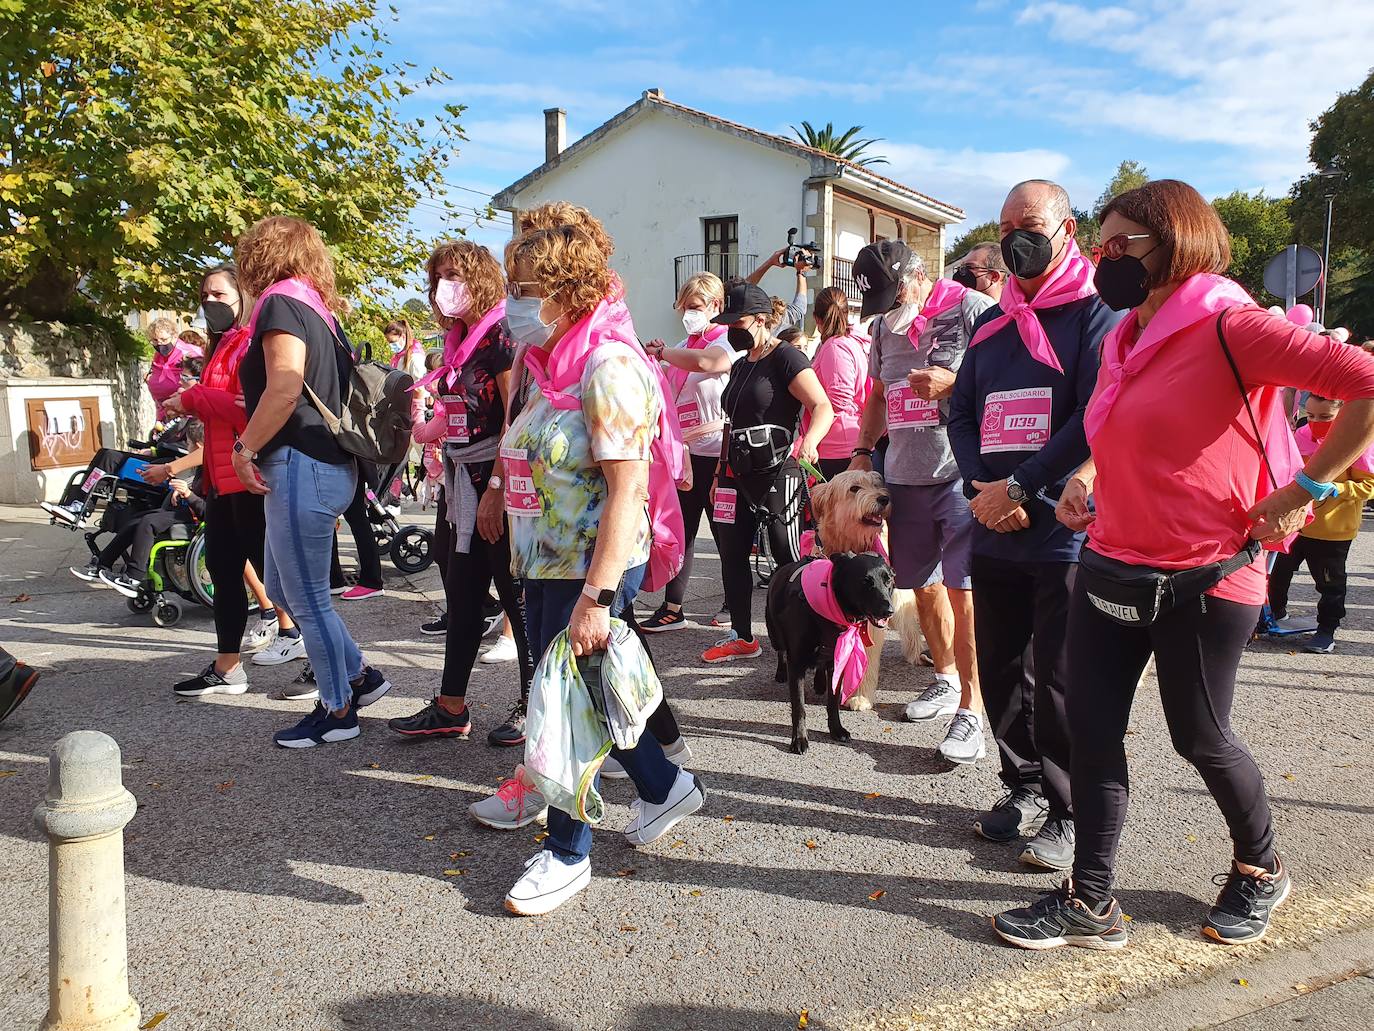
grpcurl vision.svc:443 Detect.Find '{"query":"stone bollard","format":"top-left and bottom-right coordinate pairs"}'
top-left (32, 731), bottom-right (141, 1031)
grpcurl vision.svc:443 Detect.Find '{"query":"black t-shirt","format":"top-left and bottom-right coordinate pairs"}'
top-left (720, 341), bottom-right (811, 433)
top-left (240, 294), bottom-right (353, 465)
top-left (443, 322), bottom-right (516, 447)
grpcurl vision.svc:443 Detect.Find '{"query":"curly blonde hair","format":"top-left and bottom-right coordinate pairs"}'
top-left (235, 216), bottom-right (342, 313)
top-left (505, 220), bottom-right (614, 323)
top-left (425, 240), bottom-right (505, 329)
top-left (518, 201), bottom-right (614, 261)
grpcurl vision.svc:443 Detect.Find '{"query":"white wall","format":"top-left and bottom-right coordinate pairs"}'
top-left (509, 109), bottom-right (815, 345)
top-left (833, 199), bottom-right (869, 261)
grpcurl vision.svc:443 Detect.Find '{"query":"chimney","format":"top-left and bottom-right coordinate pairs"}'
top-left (543, 107), bottom-right (566, 163)
top-left (643, 87), bottom-right (664, 99)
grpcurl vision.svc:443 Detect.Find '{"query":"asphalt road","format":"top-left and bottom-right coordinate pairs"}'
top-left (1, 503), bottom-right (1371, 1030)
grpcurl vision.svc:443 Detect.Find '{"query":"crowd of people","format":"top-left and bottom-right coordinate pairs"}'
top-left (27, 178), bottom-right (1374, 943)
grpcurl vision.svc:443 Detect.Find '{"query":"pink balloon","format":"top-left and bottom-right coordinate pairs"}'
top-left (1286, 304), bottom-right (1314, 326)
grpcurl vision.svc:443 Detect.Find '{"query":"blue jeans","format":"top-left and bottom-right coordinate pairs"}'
top-left (524, 564), bottom-right (678, 862)
top-left (260, 448), bottom-right (364, 711)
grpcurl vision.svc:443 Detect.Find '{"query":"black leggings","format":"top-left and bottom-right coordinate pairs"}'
top-left (97, 509), bottom-right (185, 576)
top-left (203, 491), bottom-right (266, 655)
top-left (1066, 581), bottom-right (1276, 906)
top-left (1269, 536), bottom-right (1350, 632)
top-left (435, 504), bottom-right (533, 702)
top-left (716, 460), bottom-right (803, 642)
top-left (330, 467), bottom-right (384, 591)
top-left (664, 453), bottom-right (720, 607)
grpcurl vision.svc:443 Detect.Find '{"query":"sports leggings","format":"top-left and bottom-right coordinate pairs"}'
top-left (202, 491), bottom-right (266, 655)
top-left (716, 460), bottom-right (803, 642)
top-left (664, 452), bottom-right (721, 607)
top-left (1066, 581), bottom-right (1276, 906)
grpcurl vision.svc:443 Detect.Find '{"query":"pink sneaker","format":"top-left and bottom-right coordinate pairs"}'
top-left (341, 585), bottom-right (384, 601)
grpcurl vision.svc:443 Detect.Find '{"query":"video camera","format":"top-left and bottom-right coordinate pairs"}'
top-left (781, 227), bottom-right (822, 270)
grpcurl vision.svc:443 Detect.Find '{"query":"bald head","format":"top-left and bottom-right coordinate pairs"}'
top-left (1004, 180), bottom-right (1072, 225)
top-left (999, 179), bottom-right (1077, 288)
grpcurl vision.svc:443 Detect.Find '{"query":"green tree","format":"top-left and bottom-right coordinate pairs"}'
top-left (0, 0), bottom-right (467, 320)
top-left (944, 221), bottom-right (999, 263)
top-left (1211, 191), bottom-right (1294, 300)
top-left (400, 297), bottom-right (438, 335)
top-left (1094, 160), bottom-right (1150, 216)
top-left (790, 121), bottom-right (888, 167)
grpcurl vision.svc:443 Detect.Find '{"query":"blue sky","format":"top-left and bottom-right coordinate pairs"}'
top-left (386, 0), bottom-right (1374, 287)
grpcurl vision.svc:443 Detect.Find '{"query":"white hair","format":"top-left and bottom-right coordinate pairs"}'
top-left (900, 253), bottom-right (927, 288)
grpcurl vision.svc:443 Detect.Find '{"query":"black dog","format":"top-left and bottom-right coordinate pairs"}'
top-left (765, 551), bottom-right (896, 754)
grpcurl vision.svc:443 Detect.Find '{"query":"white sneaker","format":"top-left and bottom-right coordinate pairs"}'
top-left (245, 616), bottom-right (279, 650)
top-left (480, 635), bottom-right (518, 664)
top-left (602, 736), bottom-right (693, 780)
top-left (504, 850), bottom-right (591, 916)
top-left (937, 710), bottom-right (986, 765)
top-left (624, 768), bottom-right (706, 846)
top-left (251, 633), bottom-right (307, 666)
top-left (41, 500), bottom-right (85, 526)
top-left (469, 773), bottom-right (549, 830)
top-left (904, 676), bottom-right (960, 721)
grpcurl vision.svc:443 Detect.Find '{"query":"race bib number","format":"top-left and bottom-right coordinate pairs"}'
top-left (886, 381), bottom-right (940, 430)
top-left (713, 487), bottom-right (737, 525)
top-left (442, 395), bottom-right (469, 444)
top-left (502, 446), bottom-right (542, 516)
top-left (676, 399), bottom-right (703, 433)
top-left (81, 468), bottom-right (104, 493)
top-left (981, 387), bottom-right (1053, 453)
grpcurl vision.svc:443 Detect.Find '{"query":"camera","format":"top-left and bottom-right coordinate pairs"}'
top-left (781, 227), bottom-right (822, 270)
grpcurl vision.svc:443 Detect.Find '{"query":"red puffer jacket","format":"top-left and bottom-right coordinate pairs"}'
top-left (179, 327), bottom-right (250, 496)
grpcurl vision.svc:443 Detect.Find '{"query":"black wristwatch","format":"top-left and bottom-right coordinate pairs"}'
top-left (852, 446), bottom-right (874, 457)
top-left (1006, 475), bottom-right (1029, 505)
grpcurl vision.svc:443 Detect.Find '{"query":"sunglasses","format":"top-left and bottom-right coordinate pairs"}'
top-left (1092, 232), bottom-right (1154, 262)
top-left (506, 281), bottom-right (545, 300)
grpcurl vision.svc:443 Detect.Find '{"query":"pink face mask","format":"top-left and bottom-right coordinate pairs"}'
top-left (435, 278), bottom-right (471, 319)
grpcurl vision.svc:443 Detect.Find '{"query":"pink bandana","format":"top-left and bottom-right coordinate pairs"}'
top-left (665, 323), bottom-right (728, 397)
top-left (390, 339), bottom-right (424, 371)
top-left (799, 559), bottom-right (869, 706)
top-left (245, 277), bottom-right (339, 340)
top-left (147, 338), bottom-right (205, 406)
top-left (414, 300), bottom-right (507, 393)
top-left (1295, 421), bottom-right (1374, 475)
top-left (969, 238), bottom-right (1097, 373)
top-left (908, 280), bottom-right (968, 345)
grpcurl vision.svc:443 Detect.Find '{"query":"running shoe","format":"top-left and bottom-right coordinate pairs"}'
top-left (420, 613), bottom-right (448, 636)
top-left (469, 773), bottom-right (548, 830)
top-left (98, 569), bottom-right (143, 598)
top-left (487, 703), bottom-right (526, 747)
top-left (387, 697), bottom-right (471, 738)
top-left (702, 633), bottom-right (761, 663)
top-left (69, 560), bottom-right (106, 583)
top-left (903, 677), bottom-right (960, 721)
top-left (974, 786), bottom-right (1049, 842)
top-left (274, 702), bottom-right (360, 748)
top-left (41, 500), bottom-right (86, 526)
top-left (1203, 858), bottom-right (1291, 944)
top-left (269, 662), bottom-right (318, 701)
top-left (641, 605), bottom-right (687, 633)
top-left (245, 615), bottom-right (279, 650)
top-left (0, 659), bottom-right (40, 724)
top-left (992, 881), bottom-right (1128, 951)
top-left (710, 606), bottom-right (730, 627)
top-left (1303, 630), bottom-right (1336, 654)
top-left (252, 633), bottom-right (306, 666)
top-left (350, 665), bottom-right (392, 707)
top-left (480, 635), bottom-right (517, 664)
top-left (341, 585), bottom-right (384, 601)
top-left (1020, 818), bottom-right (1076, 871)
top-left (173, 662), bottom-right (248, 698)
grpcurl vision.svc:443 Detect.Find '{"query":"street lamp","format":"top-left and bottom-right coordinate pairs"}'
top-left (1315, 164), bottom-right (1343, 325)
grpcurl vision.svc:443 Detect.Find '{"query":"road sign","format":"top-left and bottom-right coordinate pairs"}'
top-left (1263, 245), bottom-right (1323, 308)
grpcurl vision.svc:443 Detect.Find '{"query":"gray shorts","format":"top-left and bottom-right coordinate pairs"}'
top-left (888, 480), bottom-right (974, 591)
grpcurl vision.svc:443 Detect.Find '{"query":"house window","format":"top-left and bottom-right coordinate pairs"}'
top-left (704, 216), bottom-right (739, 280)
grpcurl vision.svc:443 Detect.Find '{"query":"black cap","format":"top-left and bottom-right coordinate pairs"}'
top-left (852, 240), bottom-right (913, 318)
top-left (712, 281), bottom-right (774, 324)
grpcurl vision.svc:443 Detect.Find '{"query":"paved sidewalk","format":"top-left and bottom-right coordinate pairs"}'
top-left (1, 502), bottom-right (1372, 1030)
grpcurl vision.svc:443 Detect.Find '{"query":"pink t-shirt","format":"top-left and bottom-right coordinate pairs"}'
top-left (806, 333), bottom-right (872, 460)
top-left (1087, 307), bottom-right (1374, 604)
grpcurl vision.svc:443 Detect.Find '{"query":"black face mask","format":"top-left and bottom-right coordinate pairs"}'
top-left (202, 300), bottom-right (238, 336)
top-left (951, 264), bottom-right (979, 289)
top-left (1001, 220), bottom-right (1065, 281)
top-left (1093, 253), bottom-right (1154, 311)
top-left (727, 325), bottom-right (756, 351)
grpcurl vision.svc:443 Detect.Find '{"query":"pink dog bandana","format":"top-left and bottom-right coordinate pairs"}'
top-left (799, 558), bottom-right (869, 706)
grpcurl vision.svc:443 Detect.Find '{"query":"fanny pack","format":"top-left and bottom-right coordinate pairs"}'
top-left (726, 423), bottom-right (792, 479)
top-left (1077, 312), bottom-right (1275, 628)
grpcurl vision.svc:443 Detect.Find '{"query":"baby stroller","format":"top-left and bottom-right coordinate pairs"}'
top-left (368, 459), bottom-right (434, 574)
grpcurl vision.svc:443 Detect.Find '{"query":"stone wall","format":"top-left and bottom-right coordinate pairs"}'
top-left (0, 320), bottom-right (153, 445)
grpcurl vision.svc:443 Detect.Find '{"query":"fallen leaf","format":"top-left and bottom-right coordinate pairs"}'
top-left (421, 834), bottom-right (434, 841)
top-left (1185, 834), bottom-right (1197, 843)
top-left (1235, 978), bottom-right (1249, 988)
top-left (722, 815), bottom-right (736, 822)
top-left (798, 1010), bottom-right (810, 1029)
top-left (615, 868), bottom-right (636, 878)
top-left (11, 593), bottom-right (30, 603)
top-left (1282, 773), bottom-right (1296, 782)
top-left (140, 1014), bottom-right (169, 1030)
top-left (867, 890), bottom-right (886, 902)
top-left (1293, 983), bottom-right (1311, 993)
top-left (215, 779), bottom-right (234, 792)
top-left (805, 840), bottom-right (818, 850)
top-left (0, 770), bottom-right (16, 778)
top-left (367, 762), bottom-right (380, 770)
top-left (449, 851), bottom-right (470, 859)
top-left (442, 869), bottom-right (465, 877)
top-left (882, 726), bottom-right (892, 733)
top-left (412, 774), bottom-right (433, 782)
top-left (533, 832), bottom-right (548, 843)
top-left (670, 839), bottom-right (686, 849)
top-left (688, 889), bottom-right (702, 897)
top-left (1122, 913), bottom-right (1132, 922)
top-left (619, 925), bottom-right (638, 932)
top-left (864, 791), bottom-right (881, 799)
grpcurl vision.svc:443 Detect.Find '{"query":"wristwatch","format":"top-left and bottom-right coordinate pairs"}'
top-left (1006, 475), bottom-right (1030, 505)
top-left (487, 475), bottom-right (503, 490)
top-left (582, 583), bottom-right (616, 608)
top-left (232, 440), bottom-right (257, 461)
top-left (1295, 470), bottom-right (1340, 502)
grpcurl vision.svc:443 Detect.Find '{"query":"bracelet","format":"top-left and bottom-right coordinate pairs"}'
top-left (851, 447), bottom-right (874, 457)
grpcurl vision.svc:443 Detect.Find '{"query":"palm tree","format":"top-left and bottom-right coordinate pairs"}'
top-left (789, 121), bottom-right (889, 167)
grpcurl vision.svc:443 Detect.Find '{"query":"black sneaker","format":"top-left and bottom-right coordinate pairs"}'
top-left (1303, 630), bottom-right (1336, 654)
top-left (350, 666), bottom-right (392, 708)
top-left (641, 605), bottom-right (687, 633)
top-left (270, 662), bottom-right (319, 701)
top-left (98, 568), bottom-right (143, 598)
top-left (420, 612), bottom-right (448, 636)
top-left (1203, 858), bottom-right (1291, 945)
top-left (388, 698), bottom-right (472, 738)
top-left (173, 662), bottom-right (248, 698)
top-left (992, 881), bottom-right (1128, 951)
top-left (0, 659), bottom-right (40, 724)
top-left (974, 786), bottom-right (1049, 842)
top-left (1020, 817), bottom-right (1076, 871)
top-left (487, 703), bottom-right (527, 747)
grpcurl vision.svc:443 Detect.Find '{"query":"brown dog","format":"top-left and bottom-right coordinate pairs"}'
top-left (808, 470), bottom-right (923, 711)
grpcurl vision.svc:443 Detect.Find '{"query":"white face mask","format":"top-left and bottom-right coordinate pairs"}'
top-left (681, 309), bottom-right (712, 337)
top-left (387, 338), bottom-right (406, 354)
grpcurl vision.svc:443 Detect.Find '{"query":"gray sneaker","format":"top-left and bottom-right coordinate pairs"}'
top-left (269, 662), bottom-right (318, 701)
top-left (469, 776), bottom-right (548, 830)
top-left (937, 710), bottom-right (986, 764)
top-left (1020, 817), bottom-right (1075, 870)
top-left (904, 678), bottom-right (960, 721)
top-left (974, 786), bottom-right (1049, 842)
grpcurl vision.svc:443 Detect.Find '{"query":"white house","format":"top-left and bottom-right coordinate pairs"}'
top-left (493, 89), bottom-right (965, 345)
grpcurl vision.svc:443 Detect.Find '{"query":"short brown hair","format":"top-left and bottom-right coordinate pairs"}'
top-left (505, 214), bottom-right (614, 323)
top-left (236, 216), bottom-right (342, 313)
top-left (1099, 180), bottom-right (1231, 289)
top-left (425, 241), bottom-right (504, 329)
top-left (149, 317), bottom-right (177, 337)
top-left (178, 329), bottom-right (207, 350)
top-left (814, 286), bottom-right (850, 341)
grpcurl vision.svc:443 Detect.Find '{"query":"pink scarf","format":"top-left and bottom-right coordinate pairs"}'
top-left (799, 559), bottom-right (868, 706)
top-left (665, 324), bottom-right (728, 397)
top-left (1296, 421), bottom-right (1374, 475)
top-left (245, 277), bottom-right (339, 340)
top-left (908, 280), bottom-right (968, 345)
top-left (414, 300), bottom-right (507, 393)
top-left (968, 238), bottom-right (1098, 373)
top-left (146, 339), bottom-right (205, 406)
top-left (390, 339), bottom-right (424, 371)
